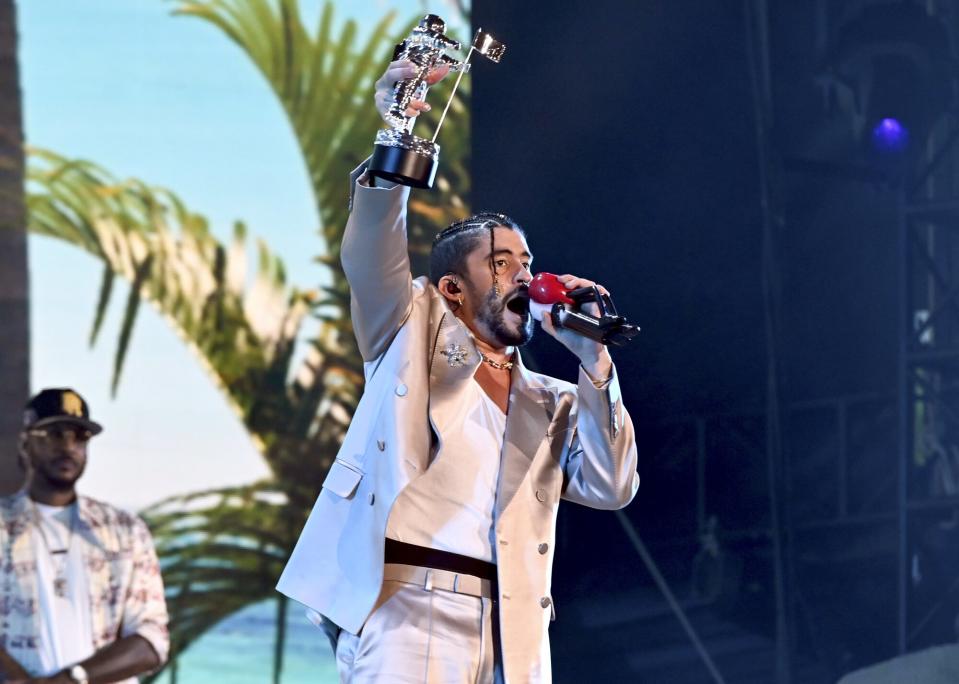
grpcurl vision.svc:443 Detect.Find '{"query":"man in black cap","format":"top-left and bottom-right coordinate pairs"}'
top-left (0, 389), bottom-right (169, 684)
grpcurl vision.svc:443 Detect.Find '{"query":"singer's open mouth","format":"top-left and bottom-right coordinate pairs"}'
top-left (505, 291), bottom-right (530, 316)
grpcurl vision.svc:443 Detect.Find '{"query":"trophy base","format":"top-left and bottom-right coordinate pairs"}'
top-left (369, 133), bottom-right (439, 189)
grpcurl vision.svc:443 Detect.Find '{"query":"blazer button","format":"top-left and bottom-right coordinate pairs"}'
top-left (367, 493), bottom-right (375, 505)
top-left (535, 488), bottom-right (547, 503)
top-left (395, 383), bottom-right (408, 397)
top-left (377, 440), bottom-right (386, 452)
top-left (538, 543), bottom-right (548, 555)
top-left (540, 596), bottom-right (552, 609)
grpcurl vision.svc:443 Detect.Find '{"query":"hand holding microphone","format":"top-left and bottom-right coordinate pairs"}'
top-left (529, 273), bottom-right (640, 347)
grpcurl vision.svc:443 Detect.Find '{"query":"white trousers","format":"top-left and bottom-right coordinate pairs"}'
top-left (334, 572), bottom-right (504, 683)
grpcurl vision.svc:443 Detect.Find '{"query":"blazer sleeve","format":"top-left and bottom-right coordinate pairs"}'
top-left (560, 364), bottom-right (640, 510)
top-left (340, 164), bottom-right (415, 361)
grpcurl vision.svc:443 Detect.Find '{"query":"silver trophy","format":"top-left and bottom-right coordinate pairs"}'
top-left (369, 15), bottom-right (506, 189)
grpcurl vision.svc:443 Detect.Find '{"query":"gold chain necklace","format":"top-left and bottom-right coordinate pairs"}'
top-left (480, 351), bottom-right (514, 371)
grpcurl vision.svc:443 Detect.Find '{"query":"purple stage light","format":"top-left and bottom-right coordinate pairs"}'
top-left (872, 117), bottom-right (909, 152)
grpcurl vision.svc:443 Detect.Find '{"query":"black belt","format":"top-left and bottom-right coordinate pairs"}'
top-left (384, 538), bottom-right (497, 582)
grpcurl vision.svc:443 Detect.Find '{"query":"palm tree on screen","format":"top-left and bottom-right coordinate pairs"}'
top-left (23, 1), bottom-right (471, 681)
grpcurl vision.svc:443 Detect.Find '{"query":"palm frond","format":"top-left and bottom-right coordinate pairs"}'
top-left (140, 481), bottom-right (295, 680)
top-left (25, 148), bottom-right (329, 446)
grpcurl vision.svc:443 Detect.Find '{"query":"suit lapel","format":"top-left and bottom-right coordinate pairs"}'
top-left (496, 353), bottom-right (553, 517)
top-left (428, 304), bottom-right (482, 453)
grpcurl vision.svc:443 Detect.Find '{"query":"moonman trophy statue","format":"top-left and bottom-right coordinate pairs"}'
top-left (369, 15), bottom-right (506, 189)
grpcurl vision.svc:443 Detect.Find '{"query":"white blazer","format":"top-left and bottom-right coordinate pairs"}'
top-left (277, 167), bottom-right (639, 682)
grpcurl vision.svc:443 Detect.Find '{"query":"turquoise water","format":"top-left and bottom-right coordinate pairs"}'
top-left (153, 599), bottom-right (338, 683)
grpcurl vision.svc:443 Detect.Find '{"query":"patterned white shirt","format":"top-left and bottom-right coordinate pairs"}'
top-left (0, 491), bottom-right (169, 677)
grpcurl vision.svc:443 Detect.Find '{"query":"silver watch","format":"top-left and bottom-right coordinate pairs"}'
top-left (68, 664), bottom-right (89, 684)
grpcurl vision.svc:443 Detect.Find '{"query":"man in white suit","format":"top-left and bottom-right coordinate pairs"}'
top-left (277, 59), bottom-right (639, 683)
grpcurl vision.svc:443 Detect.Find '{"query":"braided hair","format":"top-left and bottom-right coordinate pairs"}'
top-left (429, 211), bottom-right (525, 287)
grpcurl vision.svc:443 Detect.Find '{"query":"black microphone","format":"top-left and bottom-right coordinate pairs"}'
top-left (528, 273), bottom-right (640, 347)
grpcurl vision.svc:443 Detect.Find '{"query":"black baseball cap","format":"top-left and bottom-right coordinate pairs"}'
top-left (22, 388), bottom-right (103, 435)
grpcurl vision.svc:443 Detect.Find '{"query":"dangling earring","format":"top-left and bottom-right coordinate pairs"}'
top-left (492, 277), bottom-right (502, 297)
top-left (447, 276), bottom-right (464, 310)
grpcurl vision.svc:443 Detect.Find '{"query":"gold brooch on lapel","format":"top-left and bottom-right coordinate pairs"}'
top-left (440, 343), bottom-right (470, 367)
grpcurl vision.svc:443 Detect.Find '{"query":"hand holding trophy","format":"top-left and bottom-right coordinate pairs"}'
top-left (370, 15), bottom-right (505, 189)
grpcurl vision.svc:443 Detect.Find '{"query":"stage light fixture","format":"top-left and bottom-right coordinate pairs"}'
top-left (819, 1), bottom-right (954, 157)
top-left (872, 117), bottom-right (909, 153)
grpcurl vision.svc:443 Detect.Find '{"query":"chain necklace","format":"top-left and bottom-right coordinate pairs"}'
top-left (31, 500), bottom-right (76, 599)
top-left (480, 351), bottom-right (514, 371)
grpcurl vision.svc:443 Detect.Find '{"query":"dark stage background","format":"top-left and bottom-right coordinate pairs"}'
top-left (471, 1), bottom-right (949, 682)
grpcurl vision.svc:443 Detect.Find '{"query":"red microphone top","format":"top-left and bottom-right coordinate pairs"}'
top-left (529, 272), bottom-right (574, 305)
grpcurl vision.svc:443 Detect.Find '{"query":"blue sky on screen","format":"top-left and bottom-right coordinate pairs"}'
top-left (19, 0), bottom-right (469, 510)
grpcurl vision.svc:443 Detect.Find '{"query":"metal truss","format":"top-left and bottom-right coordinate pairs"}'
top-left (897, 111), bottom-right (959, 654)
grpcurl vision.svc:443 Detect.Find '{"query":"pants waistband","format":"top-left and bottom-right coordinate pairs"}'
top-left (383, 563), bottom-right (495, 599)
top-left (384, 538), bottom-right (497, 581)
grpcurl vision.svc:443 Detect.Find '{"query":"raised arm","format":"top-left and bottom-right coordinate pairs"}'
top-left (340, 60), bottom-right (449, 361)
top-left (340, 168), bottom-right (413, 361)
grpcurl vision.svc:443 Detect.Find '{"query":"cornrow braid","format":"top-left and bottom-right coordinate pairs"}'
top-left (428, 211), bottom-right (525, 286)
top-left (432, 211), bottom-right (516, 245)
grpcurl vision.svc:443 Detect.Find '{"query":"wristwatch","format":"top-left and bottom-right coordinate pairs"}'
top-left (67, 664), bottom-right (89, 684)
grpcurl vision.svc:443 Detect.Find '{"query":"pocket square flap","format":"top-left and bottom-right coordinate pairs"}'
top-left (322, 460), bottom-right (363, 499)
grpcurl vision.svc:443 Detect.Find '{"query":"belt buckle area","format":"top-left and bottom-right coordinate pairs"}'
top-left (384, 563), bottom-right (490, 599)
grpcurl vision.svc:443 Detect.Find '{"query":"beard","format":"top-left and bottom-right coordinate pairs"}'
top-left (36, 456), bottom-right (85, 490)
top-left (469, 284), bottom-right (534, 347)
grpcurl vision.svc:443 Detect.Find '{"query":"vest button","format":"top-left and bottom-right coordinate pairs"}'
top-left (540, 596), bottom-right (551, 609)
top-left (538, 543), bottom-right (548, 555)
top-left (377, 440), bottom-right (386, 451)
top-left (367, 493), bottom-right (375, 505)
top-left (535, 488), bottom-right (547, 503)
top-left (395, 383), bottom-right (408, 397)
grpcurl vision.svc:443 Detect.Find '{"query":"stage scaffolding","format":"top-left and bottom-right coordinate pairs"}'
top-left (563, 3), bottom-right (959, 681)
top-left (632, 116), bottom-right (959, 680)
top-left (897, 112), bottom-right (959, 655)
top-left (626, 112), bottom-right (959, 684)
